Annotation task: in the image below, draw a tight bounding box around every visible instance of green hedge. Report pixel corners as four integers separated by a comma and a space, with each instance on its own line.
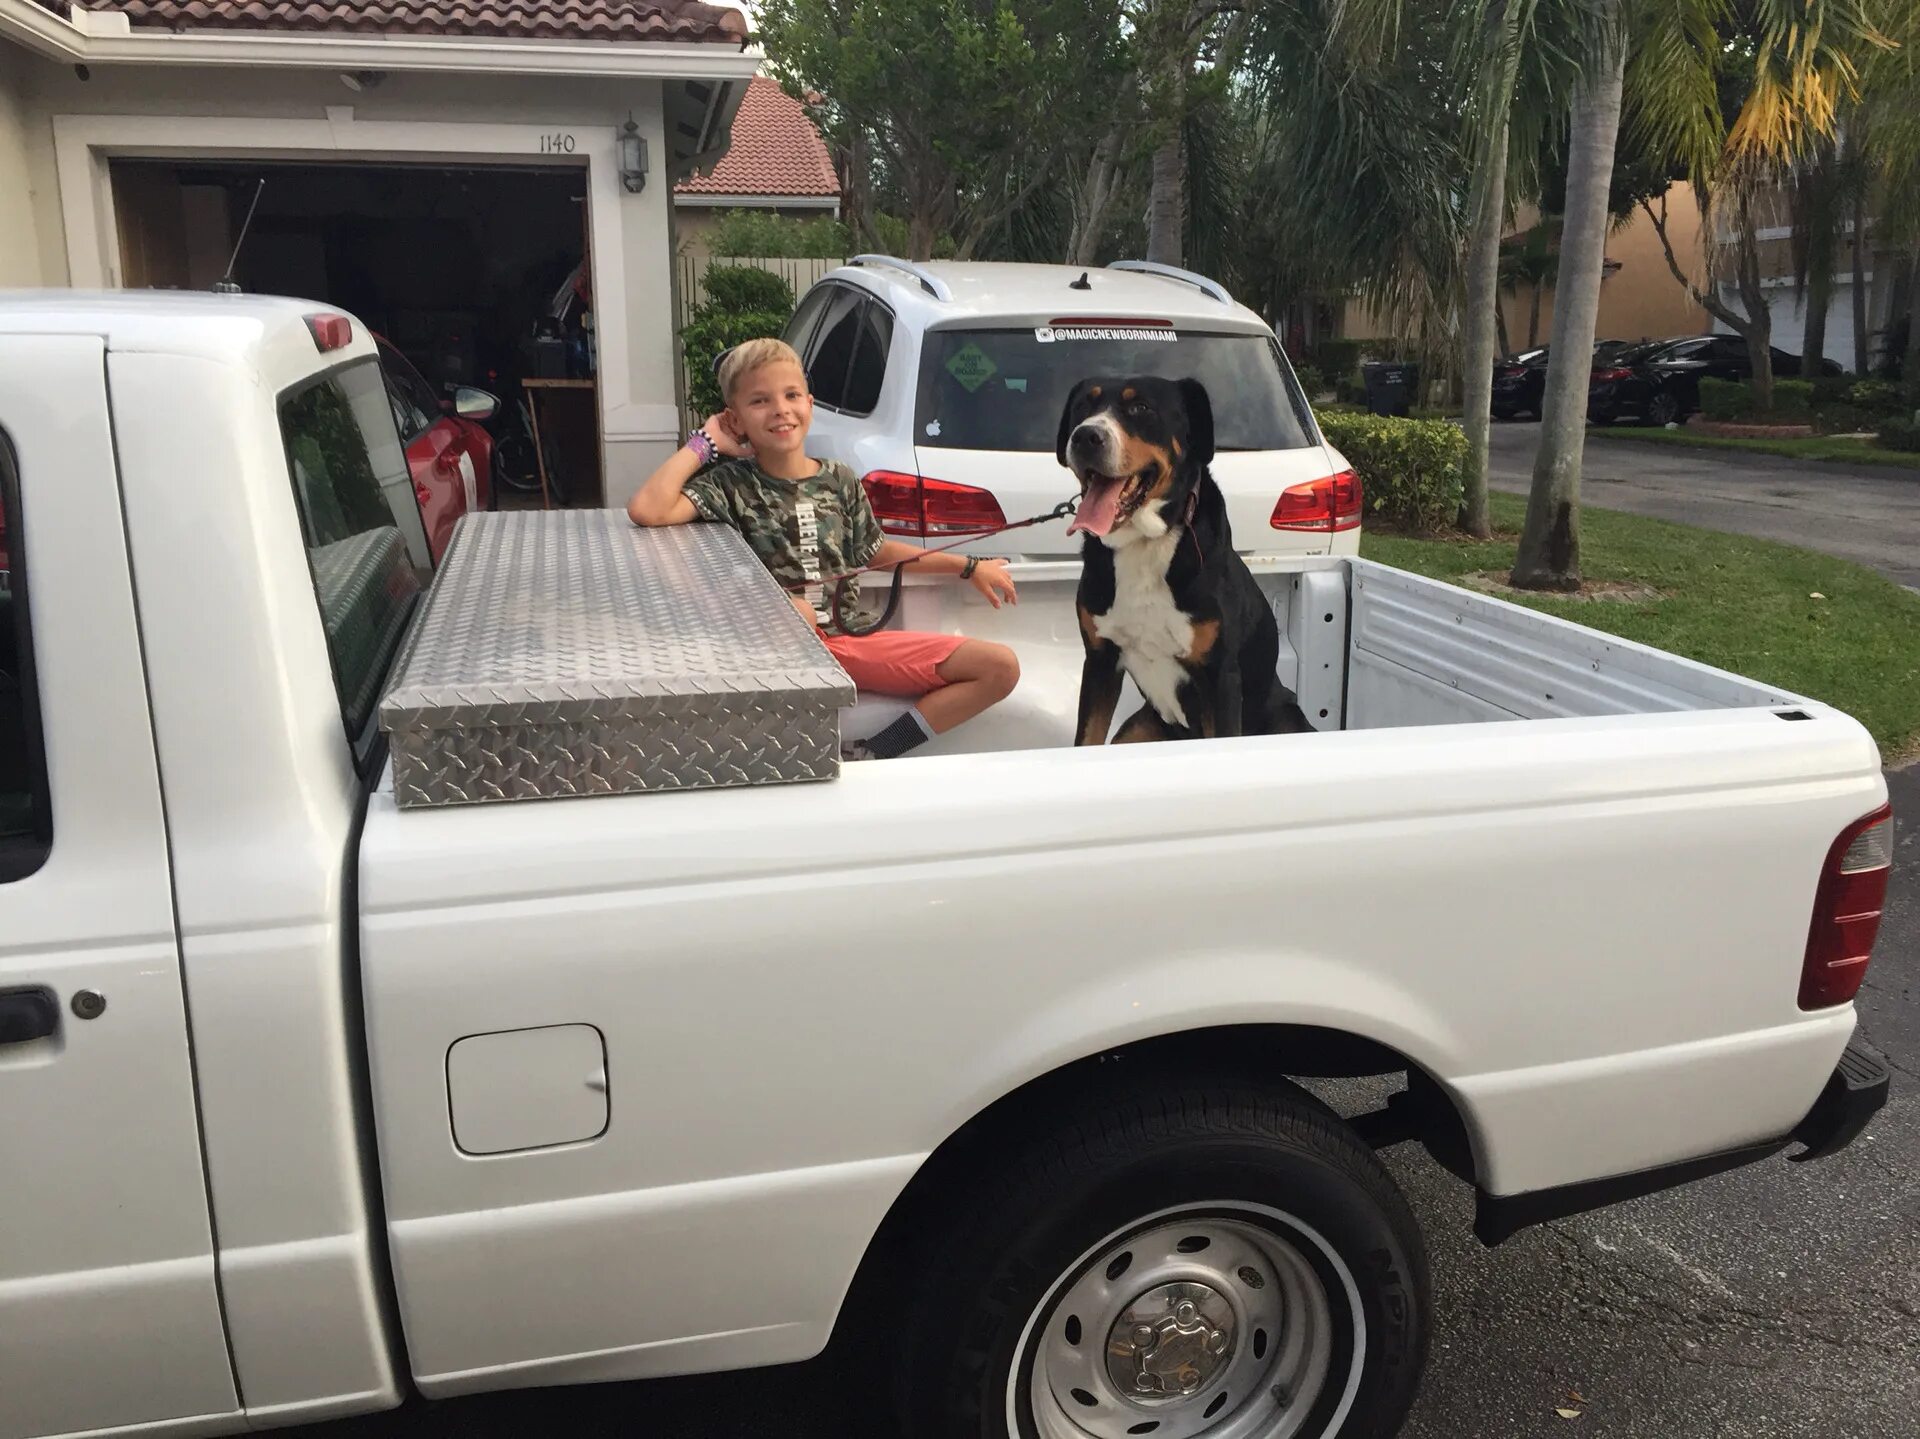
708, 209, 850, 259
1315, 410, 1465, 533
679, 266, 798, 419
1878, 415, 1920, 453
1699, 376, 1815, 423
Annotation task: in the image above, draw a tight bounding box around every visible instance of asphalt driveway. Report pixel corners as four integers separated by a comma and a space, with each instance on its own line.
1487, 421, 1920, 590
292, 771, 1920, 1439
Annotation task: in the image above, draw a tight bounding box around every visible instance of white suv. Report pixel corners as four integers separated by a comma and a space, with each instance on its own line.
783, 257, 1359, 558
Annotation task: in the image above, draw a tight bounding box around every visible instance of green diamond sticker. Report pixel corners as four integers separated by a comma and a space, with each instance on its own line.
945, 342, 997, 393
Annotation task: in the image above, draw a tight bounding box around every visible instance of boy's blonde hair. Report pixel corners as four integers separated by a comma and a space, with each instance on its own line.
719, 338, 806, 404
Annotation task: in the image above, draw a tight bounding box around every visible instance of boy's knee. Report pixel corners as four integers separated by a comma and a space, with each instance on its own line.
982, 644, 1020, 699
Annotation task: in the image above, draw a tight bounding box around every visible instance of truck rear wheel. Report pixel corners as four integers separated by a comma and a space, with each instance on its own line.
895, 1081, 1430, 1439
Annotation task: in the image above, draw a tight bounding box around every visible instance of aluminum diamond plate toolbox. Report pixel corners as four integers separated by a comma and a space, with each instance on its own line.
379, 510, 854, 807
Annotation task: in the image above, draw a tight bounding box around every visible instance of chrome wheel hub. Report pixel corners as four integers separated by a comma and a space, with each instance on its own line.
1018, 1206, 1354, 1439
1108, 1282, 1237, 1399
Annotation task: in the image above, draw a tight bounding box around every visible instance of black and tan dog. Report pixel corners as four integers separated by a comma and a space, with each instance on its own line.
1058, 375, 1308, 744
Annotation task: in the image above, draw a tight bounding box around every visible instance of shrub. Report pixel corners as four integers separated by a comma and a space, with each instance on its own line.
1698, 377, 1754, 421
1315, 410, 1465, 533
1809, 375, 1855, 407
1847, 377, 1904, 415
679, 265, 797, 418
1699, 376, 1813, 423
708, 208, 850, 260
1291, 363, 1327, 400
701, 264, 795, 314
1767, 379, 1815, 419
1813, 403, 1874, 435
1877, 414, 1920, 453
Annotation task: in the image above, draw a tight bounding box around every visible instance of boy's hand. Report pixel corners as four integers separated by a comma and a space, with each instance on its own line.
969, 558, 1017, 608
702, 412, 753, 459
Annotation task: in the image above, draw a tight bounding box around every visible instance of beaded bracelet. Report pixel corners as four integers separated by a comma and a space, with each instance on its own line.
686, 430, 718, 465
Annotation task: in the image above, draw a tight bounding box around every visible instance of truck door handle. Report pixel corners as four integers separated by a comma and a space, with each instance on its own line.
0, 987, 58, 1045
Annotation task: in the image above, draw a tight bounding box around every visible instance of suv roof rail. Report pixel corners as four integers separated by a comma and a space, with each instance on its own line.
847, 254, 953, 302
1107, 260, 1233, 306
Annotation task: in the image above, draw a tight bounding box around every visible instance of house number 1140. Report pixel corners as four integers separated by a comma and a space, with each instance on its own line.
540, 133, 577, 154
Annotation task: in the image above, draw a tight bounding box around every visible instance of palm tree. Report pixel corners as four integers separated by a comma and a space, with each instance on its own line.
1512, 0, 1891, 590
1511, 6, 1626, 591
1502, 223, 1562, 348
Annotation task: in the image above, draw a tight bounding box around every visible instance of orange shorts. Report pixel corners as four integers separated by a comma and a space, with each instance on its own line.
821, 629, 964, 697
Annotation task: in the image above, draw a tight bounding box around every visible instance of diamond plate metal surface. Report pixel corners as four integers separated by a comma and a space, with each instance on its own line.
380, 511, 854, 807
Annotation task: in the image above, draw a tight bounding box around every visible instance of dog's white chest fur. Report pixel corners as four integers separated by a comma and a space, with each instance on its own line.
1093, 527, 1192, 727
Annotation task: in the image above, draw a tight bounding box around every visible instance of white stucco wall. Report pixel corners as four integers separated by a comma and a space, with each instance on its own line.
0, 41, 52, 287
12, 55, 698, 504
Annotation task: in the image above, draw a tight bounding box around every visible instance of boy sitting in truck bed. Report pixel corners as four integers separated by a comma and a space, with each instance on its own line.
629, 338, 1020, 760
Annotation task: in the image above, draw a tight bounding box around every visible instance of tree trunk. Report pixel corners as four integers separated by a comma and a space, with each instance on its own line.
1803, 263, 1830, 376
1851, 192, 1869, 375
1147, 129, 1185, 265
1906, 251, 1920, 397
1070, 123, 1126, 266
1460, 108, 1511, 539
1733, 193, 1775, 410
1496, 298, 1512, 359
1511, 26, 1625, 592
1527, 285, 1542, 348
907, 209, 937, 263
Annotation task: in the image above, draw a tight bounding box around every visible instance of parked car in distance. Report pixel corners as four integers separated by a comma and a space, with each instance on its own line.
785, 257, 1359, 558
1491, 339, 1634, 420
1588, 334, 1846, 426
374, 335, 497, 564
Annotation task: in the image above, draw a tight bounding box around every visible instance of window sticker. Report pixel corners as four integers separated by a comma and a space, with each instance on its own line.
1035, 326, 1178, 343
1004, 378, 1028, 393
945, 342, 998, 392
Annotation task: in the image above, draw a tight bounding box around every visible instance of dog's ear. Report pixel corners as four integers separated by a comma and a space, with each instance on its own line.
1177, 378, 1215, 468
1056, 380, 1091, 468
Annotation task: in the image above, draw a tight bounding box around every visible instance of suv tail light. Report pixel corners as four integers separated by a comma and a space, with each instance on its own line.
305, 313, 353, 352
1592, 367, 1634, 383
1272, 469, 1363, 532
862, 470, 1008, 537
1800, 804, 1894, 1010
1497, 365, 1528, 378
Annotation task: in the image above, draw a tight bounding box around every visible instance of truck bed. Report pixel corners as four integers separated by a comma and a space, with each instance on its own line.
839, 555, 1805, 754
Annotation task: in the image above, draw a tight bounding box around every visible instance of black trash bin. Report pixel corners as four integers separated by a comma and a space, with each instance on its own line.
1362, 360, 1418, 417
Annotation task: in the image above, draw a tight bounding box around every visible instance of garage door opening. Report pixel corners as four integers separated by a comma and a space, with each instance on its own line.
110, 158, 604, 509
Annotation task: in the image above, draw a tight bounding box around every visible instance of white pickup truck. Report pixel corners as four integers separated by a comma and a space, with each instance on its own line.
0, 294, 1894, 1439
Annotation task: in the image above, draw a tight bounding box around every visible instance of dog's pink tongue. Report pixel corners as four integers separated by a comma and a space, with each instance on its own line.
1068, 476, 1123, 537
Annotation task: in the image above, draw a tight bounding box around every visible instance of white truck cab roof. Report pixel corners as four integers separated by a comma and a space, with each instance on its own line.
0, 290, 377, 376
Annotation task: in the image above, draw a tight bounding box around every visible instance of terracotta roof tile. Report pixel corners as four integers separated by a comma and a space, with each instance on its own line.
106, 0, 748, 44
676, 75, 839, 198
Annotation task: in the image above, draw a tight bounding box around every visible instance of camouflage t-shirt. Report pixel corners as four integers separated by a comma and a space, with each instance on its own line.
682, 457, 885, 633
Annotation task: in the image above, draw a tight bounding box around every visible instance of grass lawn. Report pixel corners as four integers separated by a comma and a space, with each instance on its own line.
1359, 492, 1920, 763
1594, 425, 1920, 472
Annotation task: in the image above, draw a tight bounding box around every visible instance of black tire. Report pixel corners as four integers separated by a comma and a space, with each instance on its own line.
1491, 406, 1518, 422
896, 1081, 1430, 1439
1648, 392, 1682, 427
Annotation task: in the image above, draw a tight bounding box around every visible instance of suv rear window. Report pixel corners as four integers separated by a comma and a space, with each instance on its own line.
1, 428, 51, 880
278, 360, 428, 752
916, 329, 1314, 452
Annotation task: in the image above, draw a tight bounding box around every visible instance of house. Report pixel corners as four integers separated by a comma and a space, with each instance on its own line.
673, 75, 840, 259
1703, 183, 1908, 374
1339, 182, 1716, 358
1496, 187, 1715, 354
0, 0, 760, 509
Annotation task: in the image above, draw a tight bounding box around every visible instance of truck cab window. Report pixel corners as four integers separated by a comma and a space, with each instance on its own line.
278, 361, 428, 756
0, 430, 52, 880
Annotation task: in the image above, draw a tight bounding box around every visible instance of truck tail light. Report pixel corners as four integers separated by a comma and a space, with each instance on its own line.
1272, 469, 1363, 532
306, 313, 353, 352
415, 481, 433, 509
862, 470, 1008, 537
1799, 803, 1894, 1010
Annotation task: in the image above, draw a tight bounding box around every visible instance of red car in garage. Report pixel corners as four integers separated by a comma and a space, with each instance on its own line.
374, 335, 498, 564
